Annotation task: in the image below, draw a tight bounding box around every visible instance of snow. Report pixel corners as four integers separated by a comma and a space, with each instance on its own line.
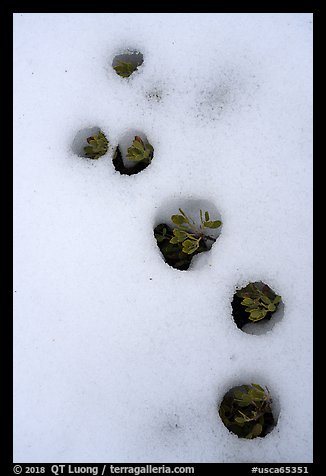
13, 13, 313, 463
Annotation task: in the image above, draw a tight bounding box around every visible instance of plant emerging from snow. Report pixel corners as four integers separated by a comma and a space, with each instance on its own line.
166, 208, 221, 255
154, 209, 221, 270
83, 131, 109, 160
112, 135, 154, 176
219, 384, 274, 439
236, 283, 281, 323
113, 60, 139, 78
126, 136, 154, 165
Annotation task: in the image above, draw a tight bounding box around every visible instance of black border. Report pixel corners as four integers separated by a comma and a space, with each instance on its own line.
9, 6, 317, 471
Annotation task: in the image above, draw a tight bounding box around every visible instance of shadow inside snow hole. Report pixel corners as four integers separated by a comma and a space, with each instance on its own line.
231, 281, 284, 335
112, 130, 154, 176
153, 199, 222, 271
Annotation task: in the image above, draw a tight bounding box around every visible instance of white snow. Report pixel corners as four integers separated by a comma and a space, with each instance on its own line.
13, 13, 313, 463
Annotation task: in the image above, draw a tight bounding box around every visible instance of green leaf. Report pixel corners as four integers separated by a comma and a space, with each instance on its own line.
234, 390, 245, 399
132, 140, 144, 151
170, 237, 179, 244
113, 61, 137, 78
273, 295, 282, 304
171, 214, 187, 225
234, 417, 245, 424
268, 303, 276, 312
182, 239, 200, 254
235, 397, 252, 406
205, 211, 210, 221
242, 297, 254, 306
173, 229, 188, 242
250, 388, 265, 399
178, 208, 187, 218
245, 307, 259, 313
261, 294, 271, 305
126, 137, 154, 164
128, 149, 142, 157
155, 235, 165, 243
251, 384, 265, 392
249, 309, 264, 320
204, 220, 222, 229
186, 233, 199, 241
252, 423, 263, 437
83, 131, 109, 159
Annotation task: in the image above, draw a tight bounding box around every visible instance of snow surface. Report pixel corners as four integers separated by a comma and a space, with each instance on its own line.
13, 13, 313, 463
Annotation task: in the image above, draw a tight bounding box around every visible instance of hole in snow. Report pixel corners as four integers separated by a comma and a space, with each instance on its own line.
112, 50, 144, 78
231, 282, 284, 335
153, 198, 222, 271
218, 383, 277, 439
112, 129, 154, 176
72, 127, 109, 159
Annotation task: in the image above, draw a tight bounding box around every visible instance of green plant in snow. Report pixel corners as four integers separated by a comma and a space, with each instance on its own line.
113, 60, 138, 78
126, 136, 154, 164
83, 131, 109, 160
154, 209, 221, 270
219, 384, 274, 439
154, 223, 205, 270
236, 283, 281, 323
112, 135, 154, 176
168, 208, 221, 255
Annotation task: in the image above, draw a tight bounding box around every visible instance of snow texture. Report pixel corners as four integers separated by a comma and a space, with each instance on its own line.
13, 13, 313, 463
